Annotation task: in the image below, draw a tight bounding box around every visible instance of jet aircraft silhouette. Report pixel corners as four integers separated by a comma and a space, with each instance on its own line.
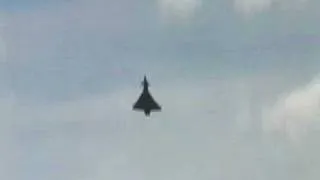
133, 75, 161, 116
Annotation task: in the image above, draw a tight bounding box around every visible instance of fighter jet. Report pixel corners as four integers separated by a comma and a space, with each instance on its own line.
133, 75, 161, 116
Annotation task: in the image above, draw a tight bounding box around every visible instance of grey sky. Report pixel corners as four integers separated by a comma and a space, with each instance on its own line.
1, 0, 320, 179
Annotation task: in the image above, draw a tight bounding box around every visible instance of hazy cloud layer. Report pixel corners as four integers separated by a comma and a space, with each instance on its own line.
4, 74, 320, 180
1, 0, 320, 180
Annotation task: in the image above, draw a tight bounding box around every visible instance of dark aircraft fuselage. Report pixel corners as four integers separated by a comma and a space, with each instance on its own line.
133, 76, 161, 116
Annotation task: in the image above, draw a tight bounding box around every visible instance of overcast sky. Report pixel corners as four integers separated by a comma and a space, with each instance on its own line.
1, 0, 320, 179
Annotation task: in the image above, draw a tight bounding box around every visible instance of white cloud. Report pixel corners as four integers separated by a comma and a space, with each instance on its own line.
157, 0, 202, 24
233, 0, 310, 16
264, 74, 320, 143
234, 0, 273, 16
